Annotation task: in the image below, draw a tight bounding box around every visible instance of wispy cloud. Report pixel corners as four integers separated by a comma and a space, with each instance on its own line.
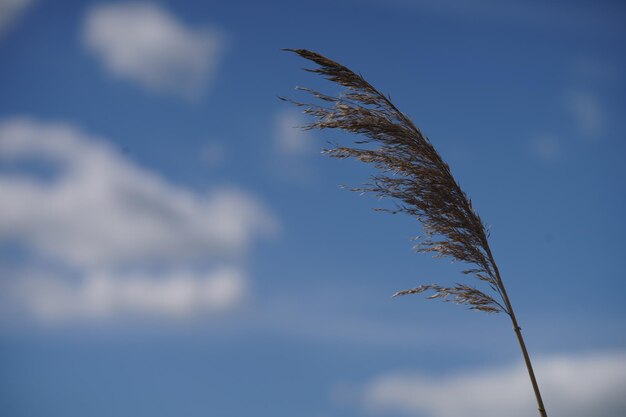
271, 108, 316, 183
566, 90, 605, 137
0, 117, 277, 320
0, 0, 34, 38
82, 2, 223, 99
274, 108, 312, 157
530, 133, 560, 161
16, 267, 247, 321
360, 351, 626, 417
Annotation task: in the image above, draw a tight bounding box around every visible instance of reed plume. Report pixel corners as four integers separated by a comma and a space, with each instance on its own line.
282, 48, 548, 417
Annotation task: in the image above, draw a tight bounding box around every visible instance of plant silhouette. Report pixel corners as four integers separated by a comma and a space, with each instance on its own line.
282, 48, 548, 417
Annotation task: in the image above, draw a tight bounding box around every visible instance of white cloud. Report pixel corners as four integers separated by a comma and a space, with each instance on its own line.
567, 90, 605, 137
0, 117, 277, 320
0, 0, 33, 37
0, 118, 276, 268
361, 351, 626, 417
82, 2, 222, 98
17, 267, 247, 320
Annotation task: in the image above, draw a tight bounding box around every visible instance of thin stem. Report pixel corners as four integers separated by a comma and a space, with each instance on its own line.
510, 316, 548, 417
486, 248, 548, 417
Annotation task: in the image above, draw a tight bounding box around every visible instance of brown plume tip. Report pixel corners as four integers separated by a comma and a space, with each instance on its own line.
283, 49, 510, 316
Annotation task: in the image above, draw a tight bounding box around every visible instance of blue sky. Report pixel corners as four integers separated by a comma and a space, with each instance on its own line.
0, 1, 625, 416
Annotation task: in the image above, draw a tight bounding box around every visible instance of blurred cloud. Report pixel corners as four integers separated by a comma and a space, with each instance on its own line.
274, 108, 312, 157
360, 351, 626, 417
82, 2, 223, 99
0, 117, 276, 320
17, 267, 246, 321
566, 90, 605, 137
530, 133, 560, 161
0, 0, 33, 38
271, 108, 316, 183
0, 118, 277, 267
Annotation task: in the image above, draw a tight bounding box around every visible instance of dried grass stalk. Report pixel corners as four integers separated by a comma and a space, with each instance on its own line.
282, 48, 548, 417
